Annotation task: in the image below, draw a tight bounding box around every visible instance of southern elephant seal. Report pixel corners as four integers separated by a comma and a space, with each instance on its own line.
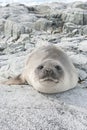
1, 45, 78, 93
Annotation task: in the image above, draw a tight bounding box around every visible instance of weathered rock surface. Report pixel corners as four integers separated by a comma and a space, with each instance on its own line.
0, 2, 87, 130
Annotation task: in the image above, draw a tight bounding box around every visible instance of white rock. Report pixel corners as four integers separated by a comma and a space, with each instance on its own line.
79, 40, 87, 52
70, 54, 87, 65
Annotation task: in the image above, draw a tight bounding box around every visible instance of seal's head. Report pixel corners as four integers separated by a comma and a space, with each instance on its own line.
35, 60, 63, 83
32, 59, 64, 93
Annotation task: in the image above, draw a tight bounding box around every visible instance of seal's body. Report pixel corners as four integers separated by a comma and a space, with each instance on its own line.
1, 45, 78, 93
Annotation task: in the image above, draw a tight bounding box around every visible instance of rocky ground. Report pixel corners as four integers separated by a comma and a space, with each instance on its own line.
0, 1, 87, 130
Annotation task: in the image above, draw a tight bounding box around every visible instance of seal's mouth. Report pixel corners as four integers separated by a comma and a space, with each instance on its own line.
40, 77, 58, 83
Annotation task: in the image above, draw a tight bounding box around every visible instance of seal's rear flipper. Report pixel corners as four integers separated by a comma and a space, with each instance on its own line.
0, 74, 27, 85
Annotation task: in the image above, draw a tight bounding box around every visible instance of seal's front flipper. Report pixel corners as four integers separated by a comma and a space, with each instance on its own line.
0, 74, 27, 85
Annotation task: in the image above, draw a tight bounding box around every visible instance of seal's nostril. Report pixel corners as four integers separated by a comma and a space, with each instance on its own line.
55, 65, 61, 71
45, 69, 53, 75
50, 70, 53, 74
45, 69, 49, 73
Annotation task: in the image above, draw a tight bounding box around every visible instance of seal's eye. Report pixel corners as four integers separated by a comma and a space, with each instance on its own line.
55, 65, 61, 71
38, 65, 44, 70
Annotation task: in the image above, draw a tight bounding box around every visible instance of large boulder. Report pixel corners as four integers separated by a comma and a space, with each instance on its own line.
34, 18, 52, 31
0, 3, 29, 19
70, 1, 87, 10
64, 8, 84, 25
35, 5, 51, 14
64, 2, 87, 25
4, 20, 33, 38
8, 13, 37, 23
